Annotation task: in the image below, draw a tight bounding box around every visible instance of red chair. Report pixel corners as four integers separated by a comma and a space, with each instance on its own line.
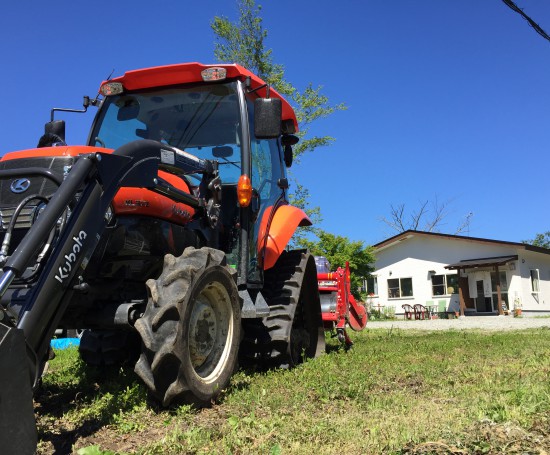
413, 304, 428, 320
402, 304, 414, 320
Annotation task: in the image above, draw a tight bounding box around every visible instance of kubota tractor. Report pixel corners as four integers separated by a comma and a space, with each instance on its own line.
315, 256, 367, 348
0, 62, 325, 454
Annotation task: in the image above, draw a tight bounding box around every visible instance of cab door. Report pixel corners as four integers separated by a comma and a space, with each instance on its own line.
245, 97, 287, 284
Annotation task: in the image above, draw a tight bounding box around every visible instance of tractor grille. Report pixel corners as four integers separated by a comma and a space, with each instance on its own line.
0, 156, 73, 230
0, 206, 35, 230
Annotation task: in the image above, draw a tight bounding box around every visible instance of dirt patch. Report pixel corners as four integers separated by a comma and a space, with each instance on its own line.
36, 399, 231, 454
38, 408, 178, 454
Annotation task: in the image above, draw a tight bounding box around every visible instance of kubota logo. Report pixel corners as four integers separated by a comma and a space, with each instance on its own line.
54, 231, 87, 283
10, 178, 31, 194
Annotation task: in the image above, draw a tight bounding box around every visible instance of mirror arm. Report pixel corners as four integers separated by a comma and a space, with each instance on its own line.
50, 95, 100, 122
247, 81, 268, 96
50, 106, 87, 122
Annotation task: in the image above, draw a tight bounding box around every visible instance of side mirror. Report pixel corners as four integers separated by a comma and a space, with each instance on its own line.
44, 120, 66, 142
254, 98, 281, 138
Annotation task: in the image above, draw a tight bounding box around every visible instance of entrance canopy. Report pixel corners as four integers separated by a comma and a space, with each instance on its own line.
445, 255, 518, 316
445, 255, 518, 270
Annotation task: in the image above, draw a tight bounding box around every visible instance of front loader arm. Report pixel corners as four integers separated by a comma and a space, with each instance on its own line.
3, 148, 158, 370
0, 140, 217, 455
0, 150, 148, 455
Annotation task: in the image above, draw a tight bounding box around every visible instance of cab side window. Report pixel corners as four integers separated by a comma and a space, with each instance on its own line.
247, 99, 284, 202
250, 138, 281, 201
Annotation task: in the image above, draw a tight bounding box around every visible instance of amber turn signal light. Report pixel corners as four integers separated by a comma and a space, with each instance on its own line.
237, 174, 252, 207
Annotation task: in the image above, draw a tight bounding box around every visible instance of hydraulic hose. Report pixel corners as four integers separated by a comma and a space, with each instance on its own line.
0, 194, 49, 265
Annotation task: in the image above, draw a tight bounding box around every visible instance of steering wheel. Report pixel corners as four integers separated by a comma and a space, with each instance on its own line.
37, 133, 67, 148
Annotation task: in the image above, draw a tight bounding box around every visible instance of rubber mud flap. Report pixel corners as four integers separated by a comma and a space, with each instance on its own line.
0, 324, 37, 455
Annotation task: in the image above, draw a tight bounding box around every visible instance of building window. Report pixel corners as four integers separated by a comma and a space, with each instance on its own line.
366, 276, 378, 296
431, 274, 458, 296
530, 269, 540, 293
388, 277, 413, 298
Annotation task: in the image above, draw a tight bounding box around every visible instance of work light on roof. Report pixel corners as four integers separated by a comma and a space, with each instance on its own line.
201, 67, 227, 82
100, 82, 124, 96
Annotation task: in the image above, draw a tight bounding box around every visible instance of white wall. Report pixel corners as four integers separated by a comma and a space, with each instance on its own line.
517, 250, 550, 313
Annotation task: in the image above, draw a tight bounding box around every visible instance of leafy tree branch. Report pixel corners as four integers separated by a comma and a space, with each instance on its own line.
298, 229, 375, 300
523, 231, 550, 249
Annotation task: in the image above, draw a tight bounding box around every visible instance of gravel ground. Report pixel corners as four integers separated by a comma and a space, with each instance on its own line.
365, 315, 550, 331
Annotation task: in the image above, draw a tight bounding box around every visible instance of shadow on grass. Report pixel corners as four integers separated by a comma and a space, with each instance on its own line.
38, 418, 105, 455
36, 359, 145, 454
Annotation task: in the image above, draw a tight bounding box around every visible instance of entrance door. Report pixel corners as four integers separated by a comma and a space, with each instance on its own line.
490, 271, 509, 313
475, 280, 492, 312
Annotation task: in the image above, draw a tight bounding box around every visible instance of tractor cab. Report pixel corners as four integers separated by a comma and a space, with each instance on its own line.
86, 63, 301, 284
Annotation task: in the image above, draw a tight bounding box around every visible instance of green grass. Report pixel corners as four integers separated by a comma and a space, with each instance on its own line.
37, 328, 550, 454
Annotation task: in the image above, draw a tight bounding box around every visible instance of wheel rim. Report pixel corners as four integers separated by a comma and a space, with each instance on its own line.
188, 281, 234, 383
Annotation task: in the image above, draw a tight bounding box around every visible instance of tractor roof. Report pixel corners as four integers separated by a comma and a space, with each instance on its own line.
101, 62, 298, 132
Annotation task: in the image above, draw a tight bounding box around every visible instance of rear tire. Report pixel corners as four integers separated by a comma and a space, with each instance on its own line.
134, 247, 240, 407
241, 250, 325, 368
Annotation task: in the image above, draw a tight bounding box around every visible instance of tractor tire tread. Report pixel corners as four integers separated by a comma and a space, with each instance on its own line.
134, 247, 240, 408
240, 249, 325, 369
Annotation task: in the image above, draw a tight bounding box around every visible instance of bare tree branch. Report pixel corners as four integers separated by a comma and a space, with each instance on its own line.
392, 204, 406, 232
380, 197, 474, 235
411, 200, 429, 230
379, 204, 407, 233
455, 212, 474, 235
424, 197, 449, 232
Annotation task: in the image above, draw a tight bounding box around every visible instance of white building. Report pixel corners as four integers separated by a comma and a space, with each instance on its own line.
368, 230, 550, 317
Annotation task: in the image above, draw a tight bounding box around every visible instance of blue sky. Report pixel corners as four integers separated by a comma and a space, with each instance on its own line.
1, 1, 549, 245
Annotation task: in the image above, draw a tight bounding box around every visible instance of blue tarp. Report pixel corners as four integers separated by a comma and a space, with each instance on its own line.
50, 338, 80, 349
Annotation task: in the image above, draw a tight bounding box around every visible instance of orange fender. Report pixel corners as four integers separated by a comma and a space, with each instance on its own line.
260, 205, 311, 270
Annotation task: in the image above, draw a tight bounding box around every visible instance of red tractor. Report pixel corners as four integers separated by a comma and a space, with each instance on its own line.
0, 63, 325, 453
315, 256, 368, 348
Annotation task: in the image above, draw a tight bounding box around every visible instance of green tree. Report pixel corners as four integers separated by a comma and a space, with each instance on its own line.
299, 230, 376, 300
211, 0, 346, 165
288, 181, 321, 246
523, 231, 550, 249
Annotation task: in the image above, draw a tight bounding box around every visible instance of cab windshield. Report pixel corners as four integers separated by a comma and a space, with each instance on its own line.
89, 82, 243, 183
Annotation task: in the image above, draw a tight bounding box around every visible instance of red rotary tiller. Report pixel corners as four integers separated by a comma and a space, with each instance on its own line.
315, 257, 368, 348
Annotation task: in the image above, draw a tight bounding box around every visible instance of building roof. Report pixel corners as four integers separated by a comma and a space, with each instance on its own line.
373, 230, 550, 256
445, 255, 518, 270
